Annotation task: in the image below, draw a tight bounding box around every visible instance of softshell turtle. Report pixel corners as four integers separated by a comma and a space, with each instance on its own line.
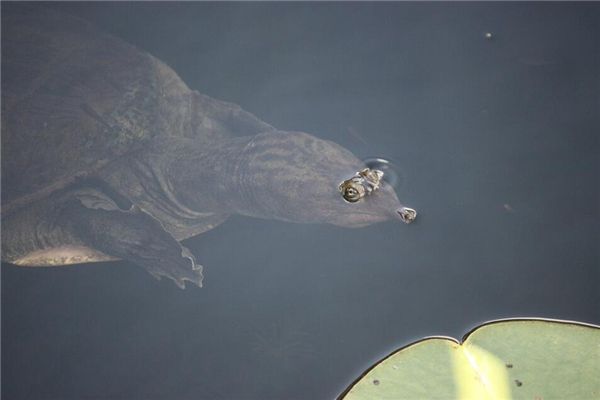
1, 6, 416, 288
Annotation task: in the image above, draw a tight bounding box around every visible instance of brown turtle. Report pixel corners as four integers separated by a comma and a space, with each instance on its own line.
1, 6, 416, 288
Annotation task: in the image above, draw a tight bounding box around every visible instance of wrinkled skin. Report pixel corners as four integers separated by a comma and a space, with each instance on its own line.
169, 130, 411, 228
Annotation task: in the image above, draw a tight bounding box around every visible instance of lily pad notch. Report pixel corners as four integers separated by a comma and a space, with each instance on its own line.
338, 318, 600, 400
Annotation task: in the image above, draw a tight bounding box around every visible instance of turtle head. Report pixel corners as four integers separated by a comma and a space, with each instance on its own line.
234, 131, 416, 228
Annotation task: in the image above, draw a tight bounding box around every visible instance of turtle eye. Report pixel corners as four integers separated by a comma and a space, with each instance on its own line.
344, 187, 360, 202
339, 168, 383, 203
339, 181, 365, 203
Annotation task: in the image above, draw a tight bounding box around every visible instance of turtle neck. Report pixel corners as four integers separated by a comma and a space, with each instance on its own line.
164, 135, 258, 217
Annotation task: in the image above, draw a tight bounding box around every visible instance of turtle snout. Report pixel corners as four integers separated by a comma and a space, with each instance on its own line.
397, 207, 417, 224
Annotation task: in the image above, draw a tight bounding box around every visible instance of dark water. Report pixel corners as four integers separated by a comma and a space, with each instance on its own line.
2, 2, 598, 399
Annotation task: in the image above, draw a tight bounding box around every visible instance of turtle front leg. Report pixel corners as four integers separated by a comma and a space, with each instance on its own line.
61, 191, 203, 289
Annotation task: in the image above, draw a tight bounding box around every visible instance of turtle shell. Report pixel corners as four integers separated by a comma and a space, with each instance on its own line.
1, 5, 272, 216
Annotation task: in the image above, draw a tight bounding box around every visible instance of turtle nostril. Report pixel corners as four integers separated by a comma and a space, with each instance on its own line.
397, 207, 417, 224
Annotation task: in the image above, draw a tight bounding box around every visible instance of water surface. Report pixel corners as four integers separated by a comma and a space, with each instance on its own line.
2, 2, 598, 399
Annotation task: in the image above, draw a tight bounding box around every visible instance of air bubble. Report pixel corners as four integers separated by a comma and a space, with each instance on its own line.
363, 158, 405, 190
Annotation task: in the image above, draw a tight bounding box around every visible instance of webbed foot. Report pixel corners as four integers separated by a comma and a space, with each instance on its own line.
63, 189, 204, 288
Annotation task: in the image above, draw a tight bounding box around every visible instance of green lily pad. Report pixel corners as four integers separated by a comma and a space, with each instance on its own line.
339, 318, 600, 400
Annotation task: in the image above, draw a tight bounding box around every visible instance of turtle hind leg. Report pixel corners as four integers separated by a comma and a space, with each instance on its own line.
61, 192, 203, 289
